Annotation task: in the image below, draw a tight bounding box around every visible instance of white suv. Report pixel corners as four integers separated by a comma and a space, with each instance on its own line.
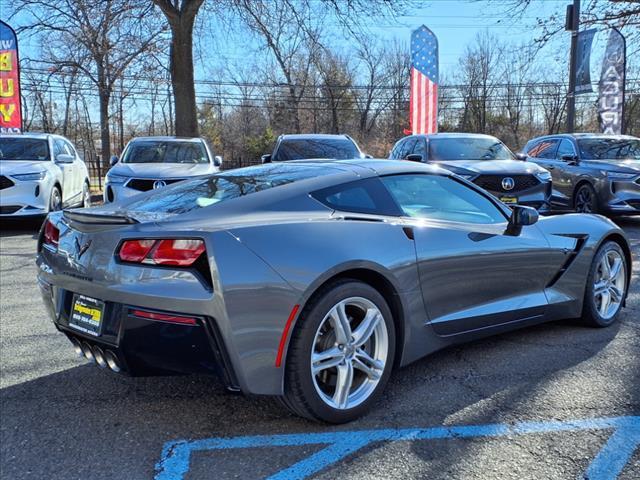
0, 133, 91, 217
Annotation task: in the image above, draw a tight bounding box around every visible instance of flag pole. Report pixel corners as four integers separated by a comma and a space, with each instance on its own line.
566, 0, 581, 133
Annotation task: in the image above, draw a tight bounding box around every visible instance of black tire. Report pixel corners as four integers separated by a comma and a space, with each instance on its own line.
49, 186, 62, 212
581, 241, 628, 327
574, 183, 598, 214
282, 280, 396, 423
82, 182, 91, 208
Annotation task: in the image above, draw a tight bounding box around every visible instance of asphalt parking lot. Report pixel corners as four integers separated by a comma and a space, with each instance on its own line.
1, 216, 639, 480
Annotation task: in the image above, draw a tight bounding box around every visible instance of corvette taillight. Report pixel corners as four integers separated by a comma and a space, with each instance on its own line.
43, 220, 59, 248
118, 238, 205, 267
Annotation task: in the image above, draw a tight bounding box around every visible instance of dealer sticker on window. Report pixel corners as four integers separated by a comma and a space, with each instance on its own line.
69, 294, 105, 336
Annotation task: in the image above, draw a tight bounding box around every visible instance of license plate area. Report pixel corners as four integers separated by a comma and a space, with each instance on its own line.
69, 294, 105, 337
500, 196, 518, 205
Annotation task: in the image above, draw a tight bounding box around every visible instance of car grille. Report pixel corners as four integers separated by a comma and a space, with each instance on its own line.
0, 175, 15, 190
126, 178, 185, 191
473, 174, 540, 193
0, 205, 22, 214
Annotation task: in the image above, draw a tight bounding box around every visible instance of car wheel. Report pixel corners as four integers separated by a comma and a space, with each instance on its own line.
49, 186, 62, 212
581, 241, 627, 327
82, 183, 91, 208
574, 183, 598, 213
282, 280, 395, 423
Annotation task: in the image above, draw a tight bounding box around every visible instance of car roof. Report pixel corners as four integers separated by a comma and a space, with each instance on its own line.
529, 133, 638, 141
405, 132, 500, 141
279, 134, 352, 141
128, 136, 205, 143
278, 158, 448, 176
1, 132, 53, 140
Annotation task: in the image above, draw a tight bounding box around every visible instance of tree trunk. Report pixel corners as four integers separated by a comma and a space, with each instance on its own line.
169, 15, 198, 137
99, 87, 111, 170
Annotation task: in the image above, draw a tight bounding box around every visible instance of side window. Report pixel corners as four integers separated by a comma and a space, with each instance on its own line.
380, 174, 507, 224
556, 139, 577, 160
527, 139, 559, 159
63, 140, 77, 158
399, 138, 417, 159
412, 138, 427, 159
311, 178, 400, 216
53, 139, 66, 157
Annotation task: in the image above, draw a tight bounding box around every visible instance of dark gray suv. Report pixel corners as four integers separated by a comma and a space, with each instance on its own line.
262, 134, 366, 163
522, 134, 640, 215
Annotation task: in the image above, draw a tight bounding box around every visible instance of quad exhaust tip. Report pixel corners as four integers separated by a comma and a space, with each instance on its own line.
81, 341, 95, 362
92, 345, 107, 369
104, 350, 121, 373
70, 338, 83, 357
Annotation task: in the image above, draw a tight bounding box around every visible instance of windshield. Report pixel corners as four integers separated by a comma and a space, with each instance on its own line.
124, 163, 336, 215
428, 137, 514, 161
0, 138, 50, 161
273, 138, 360, 161
121, 140, 209, 164
577, 138, 640, 161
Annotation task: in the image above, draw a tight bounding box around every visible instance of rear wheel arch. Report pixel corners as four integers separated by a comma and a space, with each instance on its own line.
287, 267, 405, 371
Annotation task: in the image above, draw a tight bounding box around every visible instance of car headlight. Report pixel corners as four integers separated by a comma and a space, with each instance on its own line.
106, 173, 128, 184
11, 171, 47, 181
604, 171, 638, 180
535, 170, 552, 182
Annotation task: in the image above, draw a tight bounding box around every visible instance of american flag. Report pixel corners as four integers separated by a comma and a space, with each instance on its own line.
410, 26, 439, 134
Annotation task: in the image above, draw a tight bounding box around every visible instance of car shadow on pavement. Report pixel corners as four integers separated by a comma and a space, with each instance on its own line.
0, 316, 628, 480
0, 217, 43, 239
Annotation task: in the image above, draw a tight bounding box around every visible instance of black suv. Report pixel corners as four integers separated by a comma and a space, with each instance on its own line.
522, 134, 640, 215
262, 134, 366, 163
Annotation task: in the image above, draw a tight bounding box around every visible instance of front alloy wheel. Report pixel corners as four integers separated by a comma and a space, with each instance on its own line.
582, 241, 627, 327
575, 184, 597, 213
282, 280, 395, 423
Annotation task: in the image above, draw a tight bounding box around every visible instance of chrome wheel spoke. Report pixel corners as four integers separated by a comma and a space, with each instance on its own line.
598, 290, 611, 317
329, 302, 352, 345
609, 286, 623, 303
312, 347, 344, 375
609, 257, 623, 281
352, 308, 381, 347
333, 361, 354, 409
353, 349, 383, 380
600, 256, 612, 279
593, 280, 608, 296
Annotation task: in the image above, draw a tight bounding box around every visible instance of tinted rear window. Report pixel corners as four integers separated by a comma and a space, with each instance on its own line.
122, 140, 209, 164
274, 138, 360, 161
0, 138, 50, 161
124, 164, 335, 215
577, 138, 640, 160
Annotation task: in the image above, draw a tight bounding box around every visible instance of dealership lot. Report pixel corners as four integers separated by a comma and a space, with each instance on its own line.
1, 216, 639, 480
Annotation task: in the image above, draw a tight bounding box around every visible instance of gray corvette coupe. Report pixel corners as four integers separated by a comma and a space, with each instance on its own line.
36, 159, 632, 423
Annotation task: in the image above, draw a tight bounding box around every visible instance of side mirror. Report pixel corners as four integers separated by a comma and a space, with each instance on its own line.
109, 155, 119, 166
515, 152, 527, 161
505, 205, 539, 236
261, 154, 272, 164
214, 155, 223, 167
56, 153, 74, 164
406, 154, 423, 162
561, 154, 579, 164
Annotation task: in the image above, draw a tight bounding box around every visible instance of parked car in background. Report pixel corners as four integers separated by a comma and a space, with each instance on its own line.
522, 133, 640, 215
0, 133, 91, 217
389, 133, 552, 212
261, 134, 367, 163
104, 136, 221, 203
38, 159, 631, 423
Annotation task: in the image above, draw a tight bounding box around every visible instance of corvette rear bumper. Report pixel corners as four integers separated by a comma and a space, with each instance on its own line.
38, 278, 239, 388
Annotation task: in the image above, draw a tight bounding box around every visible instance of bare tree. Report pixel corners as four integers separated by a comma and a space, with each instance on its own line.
13, 0, 166, 165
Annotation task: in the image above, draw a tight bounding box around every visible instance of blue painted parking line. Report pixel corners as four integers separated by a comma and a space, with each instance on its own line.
155, 416, 640, 480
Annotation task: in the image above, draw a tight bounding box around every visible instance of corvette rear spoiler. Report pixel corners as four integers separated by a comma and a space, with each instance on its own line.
63, 210, 139, 225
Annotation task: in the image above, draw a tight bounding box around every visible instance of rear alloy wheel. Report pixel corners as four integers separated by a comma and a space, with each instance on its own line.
49, 186, 62, 212
82, 183, 91, 208
282, 280, 395, 423
581, 241, 627, 327
574, 184, 598, 214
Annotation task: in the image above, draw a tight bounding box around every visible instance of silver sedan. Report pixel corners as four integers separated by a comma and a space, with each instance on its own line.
37, 159, 632, 423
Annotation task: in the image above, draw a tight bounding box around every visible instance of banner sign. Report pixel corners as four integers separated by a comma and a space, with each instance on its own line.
598, 28, 626, 135
575, 28, 596, 94
0, 21, 22, 133
409, 25, 439, 134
